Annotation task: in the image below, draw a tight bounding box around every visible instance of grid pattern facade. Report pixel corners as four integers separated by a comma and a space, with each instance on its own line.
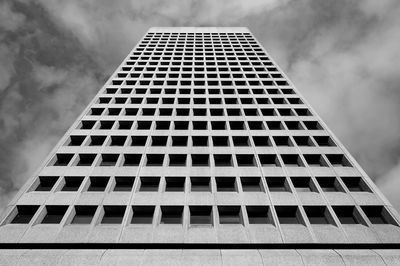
1, 27, 400, 244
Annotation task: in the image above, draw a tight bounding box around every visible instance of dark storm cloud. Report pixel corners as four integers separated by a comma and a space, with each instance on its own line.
1, 0, 400, 212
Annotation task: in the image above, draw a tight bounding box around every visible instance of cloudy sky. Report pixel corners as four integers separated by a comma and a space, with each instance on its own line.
1, 0, 400, 213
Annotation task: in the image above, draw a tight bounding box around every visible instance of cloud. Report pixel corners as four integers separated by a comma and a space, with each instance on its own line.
1, 0, 400, 215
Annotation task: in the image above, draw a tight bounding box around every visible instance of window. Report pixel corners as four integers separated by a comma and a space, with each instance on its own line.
52, 154, 74, 166
101, 206, 126, 224
193, 121, 208, 130
266, 121, 284, 130
232, 136, 250, 146
131, 136, 147, 146
259, 154, 280, 166
275, 206, 301, 224
191, 154, 209, 166
100, 154, 119, 166
87, 176, 110, 192
229, 121, 245, 130
192, 136, 208, 146
77, 154, 97, 166
246, 206, 271, 224
151, 136, 168, 146
316, 177, 340, 192
236, 154, 256, 166
160, 206, 183, 224
361, 206, 395, 225
190, 177, 211, 192
137, 121, 152, 130
304, 206, 330, 224
240, 177, 262, 192
341, 176, 370, 192
313, 136, 336, 146
218, 206, 242, 224
80, 120, 96, 130
89, 136, 106, 146
165, 177, 185, 191
266, 176, 288, 192
326, 154, 352, 167
110, 136, 126, 146
281, 154, 304, 167
146, 154, 164, 166
214, 154, 233, 166
172, 136, 188, 146
34, 176, 58, 191
71, 206, 97, 224
169, 154, 187, 166
293, 136, 314, 146
67, 136, 85, 146
123, 154, 142, 166
248, 121, 264, 130
190, 206, 212, 225
291, 177, 314, 192
139, 177, 160, 192
10, 205, 39, 224
333, 206, 361, 224
273, 136, 293, 146
99, 121, 114, 130
211, 121, 226, 130
41, 205, 68, 224
216, 177, 236, 192
62, 176, 84, 191
252, 136, 272, 146
114, 177, 135, 191
174, 121, 189, 130
131, 206, 155, 224
212, 136, 229, 146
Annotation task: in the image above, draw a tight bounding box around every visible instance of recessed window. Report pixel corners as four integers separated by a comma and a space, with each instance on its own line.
216, 177, 236, 192
252, 136, 272, 146
313, 136, 336, 146
123, 154, 142, 166
192, 136, 208, 146
62, 176, 84, 191
248, 121, 264, 130
165, 177, 185, 191
169, 154, 187, 166
151, 136, 168, 146
293, 136, 314, 146
99, 121, 114, 130
259, 154, 281, 166
211, 121, 226, 130
191, 154, 209, 166
100, 154, 119, 166
361, 206, 394, 225
137, 121, 152, 130
304, 206, 330, 224
333, 206, 361, 224
131, 206, 155, 224
281, 154, 304, 167
162, 98, 174, 104
114, 177, 135, 191
341, 176, 370, 192
10, 205, 39, 224
172, 136, 188, 146
193, 121, 208, 130
214, 154, 233, 166
156, 121, 170, 130
190, 206, 212, 225
246, 206, 271, 224
236, 154, 256, 166
240, 177, 262, 192
89, 136, 106, 146
212, 136, 229, 147
190, 177, 211, 192
52, 153, 74, 166
101, 206, 126, 224
316, 177, 340, 192
139, 177, 160, 192
67, 136, 86, 146
275, 206, 301, 224
266, 121, 284, 130
174, 121, 189, 130
273, 136, 293, 146
77, 154, 97, 166
160, 206, 183, 224
71, 206, 97, 224
304, 154, 328, 167
80, 120, 96, 130
34, 176, 58, 191
146, 154, 164, 166
291, 177, 314, 192
88, 176, 110, 192
41, 205, 68, 224
131, 136, 147, 146
142, 108, 156, 116
110, 136, 127, 146
232, 136, 250, 146
303, 121, 323, 130
229, 121, 246, 130
218, 206, 242, 224
326, 154, 352, 167
285, 121, 304, 130
266, 177, 288, 192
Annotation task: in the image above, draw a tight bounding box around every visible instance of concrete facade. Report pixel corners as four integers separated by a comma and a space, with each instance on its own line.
0, 27, 399, 263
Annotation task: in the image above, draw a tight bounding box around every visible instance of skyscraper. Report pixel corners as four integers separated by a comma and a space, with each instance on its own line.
0, 27, 399, 264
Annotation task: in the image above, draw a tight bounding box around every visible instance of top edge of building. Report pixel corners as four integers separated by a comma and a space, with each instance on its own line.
148, 27, 251, 33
